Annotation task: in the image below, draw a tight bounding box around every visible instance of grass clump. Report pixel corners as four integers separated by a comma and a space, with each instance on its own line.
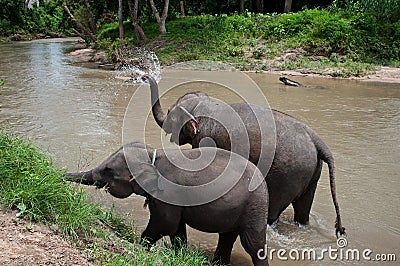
105, 243, 210, 266
0, 131, 100, 236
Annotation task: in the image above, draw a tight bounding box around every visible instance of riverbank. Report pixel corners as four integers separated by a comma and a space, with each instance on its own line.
68, 46, 400, 84
0, 210, 93, 266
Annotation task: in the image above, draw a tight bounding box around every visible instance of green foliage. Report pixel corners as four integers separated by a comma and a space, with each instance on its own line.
153, 9, 398, 66
0, 0, 70, 36
333, 0, 400, 22
0, 0, 25, 35
104, 243, 210, 266
95, 5, 399, 74
0, 132, 100, 236
97, 20, 134, 41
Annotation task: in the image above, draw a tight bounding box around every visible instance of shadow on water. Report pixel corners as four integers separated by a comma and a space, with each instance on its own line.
0, 39, 399, 265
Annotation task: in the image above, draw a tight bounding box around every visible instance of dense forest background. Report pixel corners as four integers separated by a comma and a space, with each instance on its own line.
1, 0, 399, 75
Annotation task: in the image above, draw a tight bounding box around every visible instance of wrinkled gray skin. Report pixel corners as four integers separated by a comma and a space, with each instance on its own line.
66, 142, 269, 266
143, 74, 345, 237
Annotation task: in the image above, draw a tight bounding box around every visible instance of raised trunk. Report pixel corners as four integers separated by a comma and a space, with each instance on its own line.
144, 75, 166, 128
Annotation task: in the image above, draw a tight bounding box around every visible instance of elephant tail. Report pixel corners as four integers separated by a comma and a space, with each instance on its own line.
310, 130, 346, 238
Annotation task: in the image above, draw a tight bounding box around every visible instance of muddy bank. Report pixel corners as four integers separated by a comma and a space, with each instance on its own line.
270, 66, 400, 83
0, 210, 94, 266
67, 47, 400, 84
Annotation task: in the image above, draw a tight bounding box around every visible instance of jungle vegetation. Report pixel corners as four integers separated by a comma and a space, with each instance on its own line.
1, 0, 399, 75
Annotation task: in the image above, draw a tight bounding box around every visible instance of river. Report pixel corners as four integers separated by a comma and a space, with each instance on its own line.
0, 39, 399, 265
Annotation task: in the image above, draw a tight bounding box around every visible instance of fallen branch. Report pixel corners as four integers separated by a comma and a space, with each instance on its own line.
279, 76, 304, 87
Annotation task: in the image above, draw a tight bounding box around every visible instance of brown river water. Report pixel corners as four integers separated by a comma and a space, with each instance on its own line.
0, 39, 399, 265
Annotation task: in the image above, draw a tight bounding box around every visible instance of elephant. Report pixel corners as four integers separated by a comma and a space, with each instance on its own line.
142, 74, 346, 237
66, 142, 269, 266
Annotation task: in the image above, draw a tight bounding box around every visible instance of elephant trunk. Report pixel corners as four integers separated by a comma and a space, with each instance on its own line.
64, 170, 97, 186
143, 74, 166, 128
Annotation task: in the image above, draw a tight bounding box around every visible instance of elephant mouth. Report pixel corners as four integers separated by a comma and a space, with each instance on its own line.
94, 180, 108, 189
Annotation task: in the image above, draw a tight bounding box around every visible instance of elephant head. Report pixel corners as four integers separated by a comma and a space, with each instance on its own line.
65, 142, 160, 198
143, 74, 208, 145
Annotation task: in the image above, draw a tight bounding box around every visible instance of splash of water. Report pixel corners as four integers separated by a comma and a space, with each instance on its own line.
115, 47, 161, 83
267, 211, 332, 250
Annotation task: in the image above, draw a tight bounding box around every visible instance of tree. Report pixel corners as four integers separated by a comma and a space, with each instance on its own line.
254, 0, 263, 13
118, 0, 124, 39
284, 0, 292, 13
63, 0, 97, 43
239, 0, 244, 14
127, 0, 147, 41
149, 0, 169, 35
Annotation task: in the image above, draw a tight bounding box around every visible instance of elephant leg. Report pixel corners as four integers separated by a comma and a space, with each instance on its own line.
239, 228, 268, 266
267, 203, 289, 225
169, 220, 187, 250
141, 204, 182, 249
140, 224, 164, 249
292, 161, 322, 225
212, 231, 239, 265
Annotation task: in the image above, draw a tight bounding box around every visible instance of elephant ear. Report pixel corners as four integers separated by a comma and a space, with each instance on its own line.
134, 165, 164, 196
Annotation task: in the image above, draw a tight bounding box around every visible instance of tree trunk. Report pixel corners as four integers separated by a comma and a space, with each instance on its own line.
180, 1, 185, 16
63, 0, 96, 43
118, 0, 124, 39
84, 0, 98, 35
254, 0, 263, 13
284, 0, 293, 13
149, 0, 170, 35
239, 0, 244, 14
128, 0, 147, 41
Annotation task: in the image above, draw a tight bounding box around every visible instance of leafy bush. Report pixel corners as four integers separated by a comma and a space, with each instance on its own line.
334, 0, 400, 22
92, 6, 400, 72
0, 0, 69, 36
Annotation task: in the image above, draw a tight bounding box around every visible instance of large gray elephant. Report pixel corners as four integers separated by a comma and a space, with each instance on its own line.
66, 142, 269, 266
143, 74, 346, 237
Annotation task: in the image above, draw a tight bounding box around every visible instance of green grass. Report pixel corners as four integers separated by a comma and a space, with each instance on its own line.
0, 131, 210, 265
105, 243, 210, 266
97, 9, 399, 77
0, 131, 100, 236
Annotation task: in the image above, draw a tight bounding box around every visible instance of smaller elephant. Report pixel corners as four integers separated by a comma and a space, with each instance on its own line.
66, 142, 269, 266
